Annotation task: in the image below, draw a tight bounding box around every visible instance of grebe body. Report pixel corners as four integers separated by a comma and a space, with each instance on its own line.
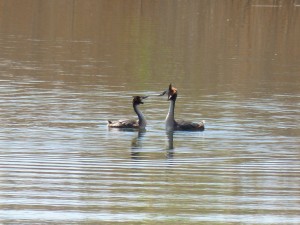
164, 84, 205, 131
108, 96, 147, 129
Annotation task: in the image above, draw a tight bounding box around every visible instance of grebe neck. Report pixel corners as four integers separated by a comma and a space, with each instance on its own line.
133, 103, 146, 129
165, 99, 176, 130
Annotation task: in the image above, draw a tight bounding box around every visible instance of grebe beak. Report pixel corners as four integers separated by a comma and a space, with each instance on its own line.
158, 90, 167, 96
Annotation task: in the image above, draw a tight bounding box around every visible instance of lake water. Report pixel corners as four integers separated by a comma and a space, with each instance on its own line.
0, 1, 300, 224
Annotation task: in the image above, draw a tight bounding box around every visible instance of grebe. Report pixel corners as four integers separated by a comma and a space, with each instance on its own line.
108, 96, 148, 129
163, 84, 205, 131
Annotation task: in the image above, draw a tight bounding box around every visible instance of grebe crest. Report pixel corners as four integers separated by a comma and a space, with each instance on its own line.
133, 96, 145, 105
168, 84, 177, 101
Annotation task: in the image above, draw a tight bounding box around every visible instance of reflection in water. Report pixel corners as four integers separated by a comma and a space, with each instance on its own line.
131, 130, 146, 160
130, 130, 175, 160
165, 131, 175, 159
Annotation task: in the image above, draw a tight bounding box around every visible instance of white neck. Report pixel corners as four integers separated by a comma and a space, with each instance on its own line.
133, 104, 147, 129
165, 100, 175, 130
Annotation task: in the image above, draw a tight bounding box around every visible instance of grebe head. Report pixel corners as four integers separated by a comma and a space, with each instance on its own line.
167, 84, 177, 101
158, 83, 177, 101
133, 96, 148, 105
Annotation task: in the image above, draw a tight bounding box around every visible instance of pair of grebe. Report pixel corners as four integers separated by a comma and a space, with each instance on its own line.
107, 84, 205, 131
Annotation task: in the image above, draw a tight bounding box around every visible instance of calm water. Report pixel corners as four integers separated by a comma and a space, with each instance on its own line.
1, 1, 300, 224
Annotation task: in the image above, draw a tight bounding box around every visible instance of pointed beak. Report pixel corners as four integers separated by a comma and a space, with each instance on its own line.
158, 90, 167, 96
140, 95, 148, 104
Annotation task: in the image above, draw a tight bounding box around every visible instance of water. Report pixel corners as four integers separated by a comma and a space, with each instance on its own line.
1, 1, 300, 224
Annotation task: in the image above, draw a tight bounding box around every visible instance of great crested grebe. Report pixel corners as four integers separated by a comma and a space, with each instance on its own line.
108, 96, 148, 129
163, 84, 205, 131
